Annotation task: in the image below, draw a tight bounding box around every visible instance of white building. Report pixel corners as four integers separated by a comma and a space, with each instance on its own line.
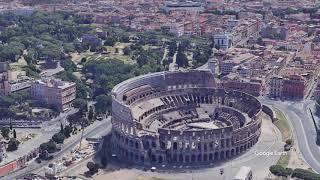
31, 78, 76, 111
213, 33, 233, 49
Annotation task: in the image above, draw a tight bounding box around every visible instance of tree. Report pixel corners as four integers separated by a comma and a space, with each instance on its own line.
95, 95, 111, 114
9, 119, 12, 130
63, 43, 75, 54
137, 53, 148, 67
73, 98, 88, 112
7, 138, 19, 151
60, 122, 64, 132
67, 113, 80, 125
61, 59, 77, 72
63, 125, 72, 138
76, 83, 92, 99
1, 127, 10, 139
52, 132, 65, 144
13, 129, 16, 139
104, 37, 117, 46
285, 139, 293, 145
176, 50, 188, 68
88, 107, 94, 121
168, 40, 177, 57
123, 46, 131, 55
87, 161, 99, 174
40, 140, 57, 153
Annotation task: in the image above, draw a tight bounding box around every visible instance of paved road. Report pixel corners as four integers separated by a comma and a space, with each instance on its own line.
5, 116, 112, 180
40, 61, 64, 77
261, 98, 320, 173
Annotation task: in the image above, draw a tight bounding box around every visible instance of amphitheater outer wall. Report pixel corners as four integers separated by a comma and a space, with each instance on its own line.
110, 70, 262, 166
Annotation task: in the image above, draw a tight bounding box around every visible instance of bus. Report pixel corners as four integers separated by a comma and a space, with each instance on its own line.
233, 166, 253, 180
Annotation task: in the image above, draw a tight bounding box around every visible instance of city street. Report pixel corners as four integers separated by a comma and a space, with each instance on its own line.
261, 98, 320, 173
5, 116, 112, 180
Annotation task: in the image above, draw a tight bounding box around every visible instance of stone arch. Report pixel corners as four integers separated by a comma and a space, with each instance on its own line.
173, 142, 178, 150
220, 151, 225, 160
130, 152, 134, 160
214, 152, 219, 160
209, 153, 213, 161
226, 150, 230, 158
158, 155, 163, 163
151, 154, 156, 162
231, 149, 235, 156
197, 142, 202, 151
173, 154, 177, 162
143, 140, 150, 150
185, 155, 190, 163
197, 154, 202, 162
152, 141, 157, 148
203, 154, 208, 162
179, 154, 183, 162
191, 154, 196, 162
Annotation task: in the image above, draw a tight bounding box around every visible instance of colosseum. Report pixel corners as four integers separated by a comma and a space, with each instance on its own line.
110, 70, 262, 166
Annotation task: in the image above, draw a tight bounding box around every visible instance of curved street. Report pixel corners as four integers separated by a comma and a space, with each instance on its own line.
261, 98, 320, 173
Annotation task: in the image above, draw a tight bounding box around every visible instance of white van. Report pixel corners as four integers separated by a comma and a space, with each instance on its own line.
233, 166, 253, 180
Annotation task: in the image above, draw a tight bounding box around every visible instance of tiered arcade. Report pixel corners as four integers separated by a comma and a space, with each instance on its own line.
110, 70, 262, 166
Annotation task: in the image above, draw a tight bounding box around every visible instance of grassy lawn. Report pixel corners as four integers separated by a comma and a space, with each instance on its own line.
273, 108, 292, 142
277, 151, 291, 167
142, 44, 158, 50
273, 107, 293, 167
70, 51, 95, 64
73, 72, 82, 79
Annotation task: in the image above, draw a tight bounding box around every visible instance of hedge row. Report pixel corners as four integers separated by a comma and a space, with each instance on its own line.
270, 165, 320, 179
269, 165, 293, 177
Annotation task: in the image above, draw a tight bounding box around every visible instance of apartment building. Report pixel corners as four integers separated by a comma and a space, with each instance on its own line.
269, 75, 305, 99
31, 78, 76, 111
222, 80, 262, 96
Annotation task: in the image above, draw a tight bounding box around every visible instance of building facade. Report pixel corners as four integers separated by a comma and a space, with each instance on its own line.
269, 76, 283, 98
222, 80, 261, 97
30, 78, 76, 111
269, 75, 305, 99
213, 34, 233, 49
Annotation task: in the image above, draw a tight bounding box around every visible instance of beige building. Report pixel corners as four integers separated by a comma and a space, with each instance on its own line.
0, 62, 33, 95
31, 78, 76, 111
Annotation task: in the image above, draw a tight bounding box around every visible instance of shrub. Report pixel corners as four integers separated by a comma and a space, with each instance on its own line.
285, 139, 293, 145
292, 168, 320, 180
52, 132, 66, 144
269, 165, 292, 177
7, 138, 20, 151
87, 161, 99, 174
